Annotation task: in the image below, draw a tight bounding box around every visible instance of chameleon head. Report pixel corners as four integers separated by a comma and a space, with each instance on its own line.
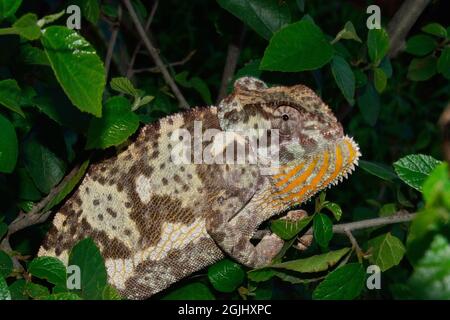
218, 77, 361, 207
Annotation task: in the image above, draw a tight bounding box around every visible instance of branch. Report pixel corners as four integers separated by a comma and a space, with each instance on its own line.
216, 25, 246, 104
105, 6, 122, 79
126, 0, 159, 79
122, 0, 189, 109
131, 50, 196, 75
387, 0, 431, 58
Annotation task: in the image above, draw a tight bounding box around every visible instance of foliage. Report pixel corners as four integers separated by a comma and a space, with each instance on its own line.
0, 0, 448, 300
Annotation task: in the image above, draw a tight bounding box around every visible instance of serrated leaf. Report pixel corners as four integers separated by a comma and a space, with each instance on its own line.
110, 77, 139, 97
0, 113, 18, 173
421, 23, 447, 38
407, 56, 437, 81
68, 238, 107, 300
28, 256, 67, 287
41, 26, 105, 117
312, 263, 365, 300
437, 47, 450, 79
260, 20, 333, 72
0, 79, 24, 116
322, 202, 343, 221
12, 13, 41, 40
393, 154, 441, 191
0, 251, 13, 278
0, 277, 11, 300
271, 247, 350, 272
313, 213, 333, 248
357, 82, 380, 126
208, 259, 245, 293
20, 44, 49, 66
405, 35, 437, 56
77, 0, 100, 24
368, 233, 405, 271
408, 235, 450, 299
373, 68, 387, 93
270, 215, 313, 240
367, 28, 389, 65
86, 96, 140, 149
0, 0, 22, 20
217, 0, 291, 40
43, 160, 89, 212
331, 55, 355, 105
162, 282, 215, 300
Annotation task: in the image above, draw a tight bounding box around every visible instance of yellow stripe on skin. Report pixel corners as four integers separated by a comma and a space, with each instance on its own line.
282, 150, 329, 202
274, 162, 305, 188
276, 156, 319, 195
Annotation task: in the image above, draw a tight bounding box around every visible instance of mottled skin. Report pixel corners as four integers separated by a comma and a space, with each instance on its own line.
39, 77, 360, 299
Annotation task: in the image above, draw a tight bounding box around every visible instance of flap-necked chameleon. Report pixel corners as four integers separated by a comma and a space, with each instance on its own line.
39, 77, 360, 299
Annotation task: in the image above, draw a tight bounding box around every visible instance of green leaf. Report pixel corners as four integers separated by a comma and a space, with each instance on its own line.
313, 213, 333, 248
8, 279, 27, 300
357, 82, 380, 126
373, 68, 387, 93
393, 154, 441, 192
312, 263, 365, 300
78, 0, 100, 24
0, 113, 18, 173
437, 47, 450, 79
421, 23, 447, 38
247, 268, 275, 282
333, 21, 362, 43
28, 256, 67, 287
0, 277, 11, 300
322, 202, 343, 221
0, 0, 22, 20
330, 55, 355, 105
0, 79, 24, 116
353, 69, 367, 88
0, 251, 13, 278
271, 247, 350, 272
208, 259, 245, 293
407, 235, 450, 299
12, 13, 41, 40
368, 233, 406, 271
41, 292, 82, 300
101, 285, 122, 300
260, 20, 333, 72
86, 96, 140, 149
22, 132, 67, 194
217, 0, 291, 40
379, 203, 397, 217
175, 72, 212, 105
407, 56, 437, 81
41, 26, 105, 117
110, 77, 139, 97
162, 282, 215, 300
270, 215, 313, 240
367, 28, 389, 65
24, 282, 49, 299
68, 238, 107, 300
422, 162, 450, 206
405, 35, 437, 56
43, 160, 89, 212
20, 44, 49, 66
0, 223, 7, 239
359, 160, 397, 181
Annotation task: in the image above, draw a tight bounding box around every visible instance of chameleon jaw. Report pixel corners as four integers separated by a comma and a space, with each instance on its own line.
271, 135, 361, 206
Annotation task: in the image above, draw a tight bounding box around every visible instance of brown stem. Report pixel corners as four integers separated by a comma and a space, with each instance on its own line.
387, 0, 431, 58
131, 50, 196, 75
122, 0, 189, 109
105, 6, 122, 79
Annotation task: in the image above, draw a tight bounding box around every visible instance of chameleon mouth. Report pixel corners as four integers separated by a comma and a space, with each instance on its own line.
271, 135, 361, 205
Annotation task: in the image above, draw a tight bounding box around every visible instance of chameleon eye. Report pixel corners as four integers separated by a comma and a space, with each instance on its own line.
282, 114, 290, 121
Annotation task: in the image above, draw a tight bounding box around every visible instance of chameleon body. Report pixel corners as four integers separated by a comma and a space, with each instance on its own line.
39, 77, 360, 299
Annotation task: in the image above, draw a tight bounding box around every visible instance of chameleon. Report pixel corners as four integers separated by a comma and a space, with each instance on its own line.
38, 77, 360, 300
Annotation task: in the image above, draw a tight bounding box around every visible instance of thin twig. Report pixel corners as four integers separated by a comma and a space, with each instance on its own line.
387, 0, 431, 58
131, 50, 196, 75
126, 0, 159, 78
344, 229, 363, 262
105, 6, 122, 79
122, 0, 189, 109
216, 25, 246, 104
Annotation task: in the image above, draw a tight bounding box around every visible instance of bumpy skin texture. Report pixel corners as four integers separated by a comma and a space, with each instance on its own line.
39, 77, 360, 300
